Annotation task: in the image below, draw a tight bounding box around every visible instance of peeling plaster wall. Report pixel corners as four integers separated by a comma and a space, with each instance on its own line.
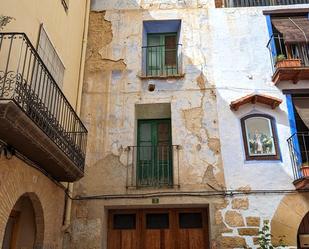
78, 7, 225, 196
73, 4, 227, 249
73, 2, 309, 249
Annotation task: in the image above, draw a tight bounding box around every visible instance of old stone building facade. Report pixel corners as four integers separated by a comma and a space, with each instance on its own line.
2, 0, 309, 249
70, 0, 309, 249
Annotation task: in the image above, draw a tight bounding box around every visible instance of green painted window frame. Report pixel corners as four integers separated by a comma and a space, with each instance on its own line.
137, 119, 173, 187
146, 33, 178, 76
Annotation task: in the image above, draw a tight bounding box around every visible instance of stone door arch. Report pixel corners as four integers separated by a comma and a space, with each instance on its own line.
271, 193, 309, 247
1, 193, 44, 249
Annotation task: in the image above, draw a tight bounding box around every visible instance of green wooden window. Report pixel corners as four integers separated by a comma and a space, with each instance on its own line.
147, 33, 178, 76
137, 119, 173, 187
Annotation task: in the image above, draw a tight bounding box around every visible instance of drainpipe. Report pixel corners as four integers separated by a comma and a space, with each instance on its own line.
64, 0, 90, 228
75, 0, 90, 113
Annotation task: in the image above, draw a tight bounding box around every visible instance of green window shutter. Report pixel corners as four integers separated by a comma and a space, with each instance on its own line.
137, 120, 173, 187
147, 33, 177, 76
147, 35, 163, 76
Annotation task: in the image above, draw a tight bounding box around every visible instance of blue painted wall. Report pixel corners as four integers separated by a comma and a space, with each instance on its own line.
286, 94, 302, 175
265, 15, 277, 57
286, 94, 298, 136
143, 20, 181, 34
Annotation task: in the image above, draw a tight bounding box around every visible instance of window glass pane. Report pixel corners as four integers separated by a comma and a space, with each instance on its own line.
165, 36, 177, 66
139, 123, 151, 141
165, 36, 176, 49
157, 123, 170, 142
138, 145, 152, 161
148, 35, 162, 46
179, 213, 203, 229
146, 213, 169, 229
245, 117, 276, 156
147, 36, 163, 75
138, 122, 152, 161
157, 123, 170, 161
113, 214, 136, 230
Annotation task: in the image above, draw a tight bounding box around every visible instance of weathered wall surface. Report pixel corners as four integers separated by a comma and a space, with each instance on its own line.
77, 8, 225, 195
0, 157, 65, 249
73, 5, 227, 248
2, 0, 87, 107
73, 1, 309, 249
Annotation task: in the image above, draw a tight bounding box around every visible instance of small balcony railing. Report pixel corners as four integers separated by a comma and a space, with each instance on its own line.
141, 44, 183, 78
126, 145, 181, 188
0, 33, 87, 175
267, 34, 309, 70
223, 0, 309, 7
287, 132, 309, 183
266, 34, 309, 83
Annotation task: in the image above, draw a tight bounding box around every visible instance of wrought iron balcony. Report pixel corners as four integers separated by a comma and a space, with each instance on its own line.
140, 44, 184, 79
287, 132, 309, 190
126, 145, 180, 188
267, 34, 309, 84
221, 0, 309, 7
0, 33, 87, 181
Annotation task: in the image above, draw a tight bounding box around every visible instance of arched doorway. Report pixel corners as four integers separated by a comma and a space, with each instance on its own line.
270, 193, 309, 247
1, 193, 44, 249
298, 212, 309, 248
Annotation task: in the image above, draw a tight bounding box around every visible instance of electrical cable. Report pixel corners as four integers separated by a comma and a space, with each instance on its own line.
72, 188, 305, 201
1, 140, 305, 203
84, 85, 283, 96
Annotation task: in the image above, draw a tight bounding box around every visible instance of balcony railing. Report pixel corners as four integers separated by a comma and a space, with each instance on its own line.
223, 0, 309, 7
266, 34, 309, 84
126, 145, 181, 188
267, 34, 309, 70
287, 132, 309, 184
0, 33, 87, 174
141, 44, 183, 78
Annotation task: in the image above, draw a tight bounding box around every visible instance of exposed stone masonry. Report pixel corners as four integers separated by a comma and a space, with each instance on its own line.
212, 191, 264, 248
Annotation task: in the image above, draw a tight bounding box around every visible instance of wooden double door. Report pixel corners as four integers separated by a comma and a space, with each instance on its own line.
107, 208, 209, 249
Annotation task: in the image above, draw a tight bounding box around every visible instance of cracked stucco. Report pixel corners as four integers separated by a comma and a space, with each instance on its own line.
72, 5, 230, 249
86, 11, 126, 72
69, 2, 309, 249
78, 8, 226, 196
